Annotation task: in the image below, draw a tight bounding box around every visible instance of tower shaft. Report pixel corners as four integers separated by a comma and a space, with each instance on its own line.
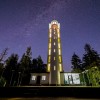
47, 20, 63, 85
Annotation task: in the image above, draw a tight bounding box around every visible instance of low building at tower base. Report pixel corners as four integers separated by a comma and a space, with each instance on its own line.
30, 72, 83, 86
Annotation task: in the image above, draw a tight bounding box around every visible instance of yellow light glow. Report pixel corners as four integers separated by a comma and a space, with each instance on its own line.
58, 33, 60, 38
54, 57, 55, 60
59, 64, 62, 71
59, 56, 61, 62
58, 38, 60, 42
48, 56, 50, 62
58, 43, 60, 48
57, 29, 59, 33
49, 38, 51, 42
47, 64, 50, 72
58, 71, 61, 84
59, 49, 61, 55
49, 43, 51, 48
49, 49, 51, 55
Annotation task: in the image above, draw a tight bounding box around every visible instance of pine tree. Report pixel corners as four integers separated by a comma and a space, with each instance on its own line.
19, 47, 32, 85
82, 44, 100, 70
3, 54, 19, 86
71, 53, 82, 72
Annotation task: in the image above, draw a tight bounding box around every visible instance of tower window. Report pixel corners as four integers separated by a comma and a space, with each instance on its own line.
54, 49, 56, 52
48, 64, 50, 67
58, 33, 60, 38
57, 29, 59, 33
48, 64, 50, 72
59, 56, 61, 62
32, 76, 36, 80
48, 56, 50, 62
50, 29, 51, 33
54, 57, 55, 60
59, 64, 61, 67
54, 66, 56, 70
54, 27, 56, 29
54, 42, 56, 45
58, 43, 60, 48
59, 64, 62, 71
49, 33, 51, 38
49, 38, 51, 42
49, 49, 51, 55
54, 37, 55, 39
58, 38, 60, 42
59, 49, 61, 55
42, 76, 46, 80
49, 43, 51, 48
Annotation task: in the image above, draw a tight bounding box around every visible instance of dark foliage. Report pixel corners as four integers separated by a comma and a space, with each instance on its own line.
71, 43, 100, 72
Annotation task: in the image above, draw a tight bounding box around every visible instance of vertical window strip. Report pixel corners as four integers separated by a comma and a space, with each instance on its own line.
49, 49, 51, 55
54, 66, 56, 70
59, 49, 61, 55
48, 56, 50, 62
49, 43, 51, 48
58, 43, 60, 48
59, 64, 62, 71
54, 57, 55, 60
54, 42, 56, 45
59, 56, 61, 62
54, 49, 56, 52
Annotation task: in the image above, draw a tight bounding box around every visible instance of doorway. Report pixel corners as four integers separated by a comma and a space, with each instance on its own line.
36, 75, 41, 85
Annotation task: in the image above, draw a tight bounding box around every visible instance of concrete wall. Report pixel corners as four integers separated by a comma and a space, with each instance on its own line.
60, 73, 64, 85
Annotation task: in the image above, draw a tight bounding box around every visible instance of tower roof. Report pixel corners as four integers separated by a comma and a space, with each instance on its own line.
51, 20, 59, 25
51, 20, 58, 23
49, 20, 60, 29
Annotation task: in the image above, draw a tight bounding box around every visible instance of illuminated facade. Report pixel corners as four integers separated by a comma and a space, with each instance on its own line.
30, 20, 82, 86
47, 20, 63, 85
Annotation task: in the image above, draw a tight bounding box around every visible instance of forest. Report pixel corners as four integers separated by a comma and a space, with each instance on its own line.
0, 43, 100, 86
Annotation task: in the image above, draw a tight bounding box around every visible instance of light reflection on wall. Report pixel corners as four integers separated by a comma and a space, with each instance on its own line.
64, 73, 80, 84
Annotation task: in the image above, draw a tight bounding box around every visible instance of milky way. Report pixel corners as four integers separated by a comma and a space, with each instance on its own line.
0, 0, 100, 71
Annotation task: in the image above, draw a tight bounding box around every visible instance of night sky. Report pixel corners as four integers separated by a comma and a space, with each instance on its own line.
0, 0, 100, 72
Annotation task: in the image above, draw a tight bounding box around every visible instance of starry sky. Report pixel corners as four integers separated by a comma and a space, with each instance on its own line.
0, 0, 100, 72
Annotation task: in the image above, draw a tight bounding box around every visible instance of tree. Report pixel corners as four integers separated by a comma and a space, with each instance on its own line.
3, 54, 19, 86
0, 76, 6, 87
31, 55, 46, 73
71, 53, 82, 72
37, 55, 43, 72
82, 44, 100, 70
20, 47, 32, 70
0, 48, 8, 63
31, 58, 38, 72
0, 48, 8, 87
19, 47, 32, 85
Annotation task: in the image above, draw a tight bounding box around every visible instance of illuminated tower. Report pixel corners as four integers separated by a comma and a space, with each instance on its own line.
47, 20, 63, 85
